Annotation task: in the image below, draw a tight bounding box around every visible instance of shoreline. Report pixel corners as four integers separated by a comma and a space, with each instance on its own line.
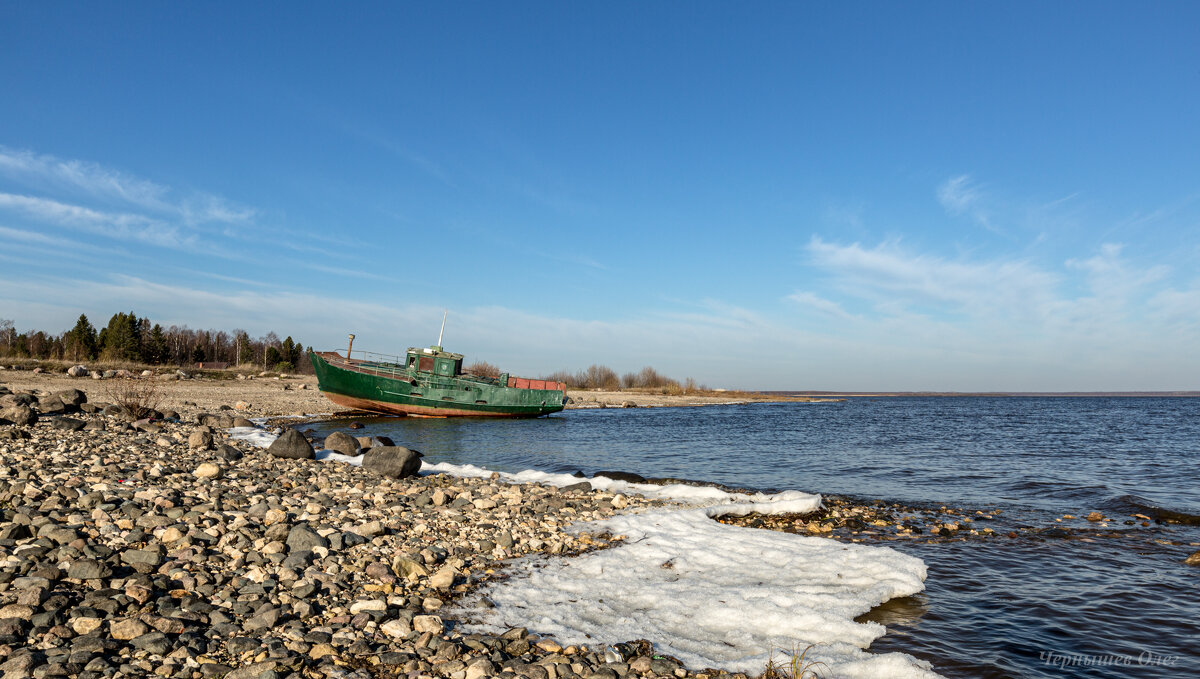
0, 375, 705, 679
1, 371, 940, 677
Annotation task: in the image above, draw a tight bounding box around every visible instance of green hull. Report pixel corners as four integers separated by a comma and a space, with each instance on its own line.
309, 351, 566, 418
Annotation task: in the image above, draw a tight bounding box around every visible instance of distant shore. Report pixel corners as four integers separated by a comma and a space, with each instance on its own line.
564, 389, 843, 409
766, 390, 1200, 398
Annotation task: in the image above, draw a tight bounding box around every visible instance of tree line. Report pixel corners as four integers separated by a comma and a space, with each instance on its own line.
0, 313, 313, 373
542, 364, 704, 392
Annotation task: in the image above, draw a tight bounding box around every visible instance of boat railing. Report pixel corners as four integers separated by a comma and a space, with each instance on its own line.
325, 350, 409, 379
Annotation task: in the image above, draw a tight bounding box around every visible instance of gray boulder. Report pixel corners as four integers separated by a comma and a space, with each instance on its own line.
55, 388, 87, 406
36, 396, 65, 415
51, 417, 86, 432
218, 444, 244, 461
323, 431, 361, 456
362, 446, 423, 479
267, 428, 314, 460
67, 365, 89, 377
9, 393, 35, 407
286, 524, 329, 552
0, 405, 36, 427
355, 435, 395, 450
67, 559, 112, 580
198, 413, 235, 428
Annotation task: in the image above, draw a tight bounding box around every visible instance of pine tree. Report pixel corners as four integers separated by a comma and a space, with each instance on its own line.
100, 312, 142, 362
64, 314, 98, 361
143, 324, 169, 364
282, 336, 298, 366
265, 345, 282, 369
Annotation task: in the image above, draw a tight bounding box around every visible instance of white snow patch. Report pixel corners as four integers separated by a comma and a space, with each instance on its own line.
227, 426, 279, 449
315, 449, 364, 465
451, 506, 937, 678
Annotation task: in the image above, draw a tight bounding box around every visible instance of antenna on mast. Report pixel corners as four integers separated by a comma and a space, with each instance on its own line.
436, 310, 447, 349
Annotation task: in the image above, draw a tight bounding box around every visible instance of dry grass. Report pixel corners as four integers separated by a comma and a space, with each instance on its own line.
3, 357, 160, 374
761, 645, 830, 679
103, 377, 164, 420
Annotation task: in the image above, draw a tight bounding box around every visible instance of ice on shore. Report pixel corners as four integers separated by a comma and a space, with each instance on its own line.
451, 503, 936, 678
429, 463, 938, 676
227, 425, 278, 449
231, 424, 939, 677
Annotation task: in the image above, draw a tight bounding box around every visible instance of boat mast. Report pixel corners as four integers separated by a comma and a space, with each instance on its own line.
436, 310, 447, 350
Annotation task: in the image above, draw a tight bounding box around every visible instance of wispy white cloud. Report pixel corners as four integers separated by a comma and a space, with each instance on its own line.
0, 146, 169, 209
0, 192, 188, 247
1148, 285, 1200, 330
806, 236, 1059, 320
786, 291, 857, 320
0, 146, 256, 225
0, 224, 130, 258
937, 174, 998, 233
797, 236, 1200, 386
0, 224, 74, 247
1066, 243, 1169, 300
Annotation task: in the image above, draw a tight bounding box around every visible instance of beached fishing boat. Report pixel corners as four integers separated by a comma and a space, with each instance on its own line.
308, 333, 567, 418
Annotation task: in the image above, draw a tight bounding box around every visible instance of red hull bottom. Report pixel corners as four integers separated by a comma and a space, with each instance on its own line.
321, 391, 538, 418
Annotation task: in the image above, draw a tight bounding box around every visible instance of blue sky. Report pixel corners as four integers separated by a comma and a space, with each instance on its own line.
2, 2, 1198, 390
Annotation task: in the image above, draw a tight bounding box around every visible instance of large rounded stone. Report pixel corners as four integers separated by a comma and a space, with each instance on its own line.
194, 462, 223, 479
36, 396, 66, 415
323, 431, 361, 456
0, 405, 36, 426
51, 417, 86, 432
362, 446, 422, 479
286, 524, 329, 552
54, 388, 87, 407
67, 558, 111, 580
110, 617, 150, 640
188, 431, 214, 450
268, 428, 314, 459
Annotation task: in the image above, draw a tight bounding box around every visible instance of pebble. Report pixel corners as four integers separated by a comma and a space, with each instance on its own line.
0, 381, 692, 679
194, 462, 223, 478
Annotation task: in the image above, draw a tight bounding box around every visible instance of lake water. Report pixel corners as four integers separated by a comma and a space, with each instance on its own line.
304, 397, 1200, 678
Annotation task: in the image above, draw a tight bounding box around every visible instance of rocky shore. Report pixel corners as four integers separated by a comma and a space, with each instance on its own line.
0, 376, 761, 679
